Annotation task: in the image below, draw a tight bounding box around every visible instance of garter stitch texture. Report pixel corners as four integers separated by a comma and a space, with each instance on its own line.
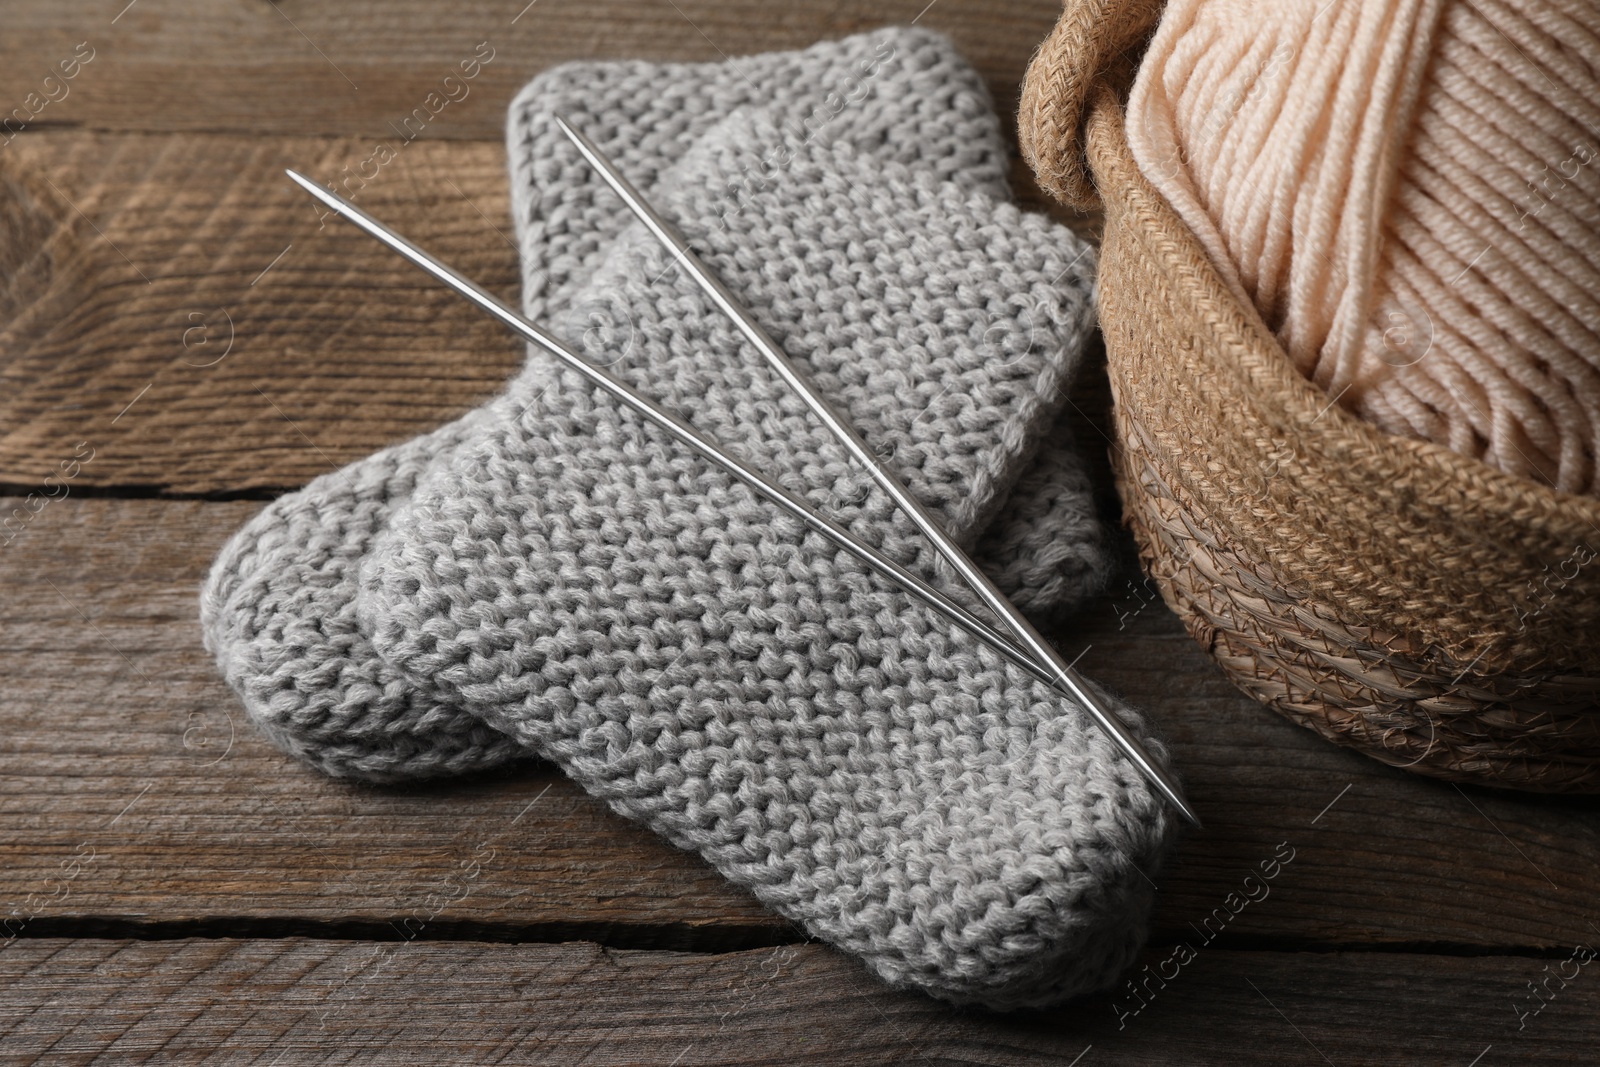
201, 27, 1116, 784
513, 28, 1117, 606
357, 109, 1174, 1010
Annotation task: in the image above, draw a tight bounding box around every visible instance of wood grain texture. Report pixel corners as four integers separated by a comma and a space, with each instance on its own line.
3, 938, 1594, 1065
0, 2, 1592, 1051
1, 497, 1595, 952
0, 1, 1063, 140
0, 132, 526, 493
0, 125, 1090, 493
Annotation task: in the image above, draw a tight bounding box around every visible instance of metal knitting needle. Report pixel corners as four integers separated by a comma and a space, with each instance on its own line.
286, 170, 1087, 689
287, 170, 1196, 830
554, 116, 1198, 828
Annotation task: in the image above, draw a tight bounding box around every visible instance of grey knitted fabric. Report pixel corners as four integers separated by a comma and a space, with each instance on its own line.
201, 27, 1114, 784
507, 27, 1113, 613
506, 26, 1010, 324
352, 109, 1173, 1010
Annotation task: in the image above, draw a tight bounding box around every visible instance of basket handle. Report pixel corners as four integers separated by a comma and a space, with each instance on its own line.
1019, 0, 1165, 212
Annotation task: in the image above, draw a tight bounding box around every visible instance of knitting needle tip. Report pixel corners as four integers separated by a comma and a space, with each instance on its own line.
286, 168, 328, 201
1174, 792, 1201, 831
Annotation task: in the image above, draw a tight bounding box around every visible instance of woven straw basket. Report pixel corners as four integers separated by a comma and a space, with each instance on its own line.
1019, 0, 1600, 791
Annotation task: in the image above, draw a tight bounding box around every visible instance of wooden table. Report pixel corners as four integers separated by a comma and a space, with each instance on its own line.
1, 2, 1595, 1063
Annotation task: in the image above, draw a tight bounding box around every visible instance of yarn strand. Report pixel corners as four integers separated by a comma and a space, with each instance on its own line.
1128, 0, 1600, 494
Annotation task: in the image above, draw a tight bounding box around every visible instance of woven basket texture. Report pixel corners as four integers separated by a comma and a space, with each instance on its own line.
1019, 0, 1600, 791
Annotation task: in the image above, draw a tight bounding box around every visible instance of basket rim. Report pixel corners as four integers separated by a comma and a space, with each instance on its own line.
1019, 0, 1600, 536
1091, 82, 1600, 522
1089, 81, 1600, 664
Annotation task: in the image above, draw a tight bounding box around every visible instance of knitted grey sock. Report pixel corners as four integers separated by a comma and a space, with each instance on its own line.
201, 27, 1112, 783
355, 109, 1172, 1010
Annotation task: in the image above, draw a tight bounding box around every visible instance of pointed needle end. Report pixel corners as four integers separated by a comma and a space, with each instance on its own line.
1165, 781, 1202, 830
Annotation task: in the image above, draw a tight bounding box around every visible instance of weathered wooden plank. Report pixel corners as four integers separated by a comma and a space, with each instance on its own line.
0, 127, 1089, 493
1, 497, 1595, 950
0, 1, 1063, 140
0, 132, 527, 493
2, 939, 1594, 1064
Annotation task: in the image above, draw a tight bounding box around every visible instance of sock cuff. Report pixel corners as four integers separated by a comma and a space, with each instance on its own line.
503, 27, 1010, 324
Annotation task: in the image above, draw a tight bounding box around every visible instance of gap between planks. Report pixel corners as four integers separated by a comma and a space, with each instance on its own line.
0, 496, 1595, 956
1, 939, 1594, 1066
